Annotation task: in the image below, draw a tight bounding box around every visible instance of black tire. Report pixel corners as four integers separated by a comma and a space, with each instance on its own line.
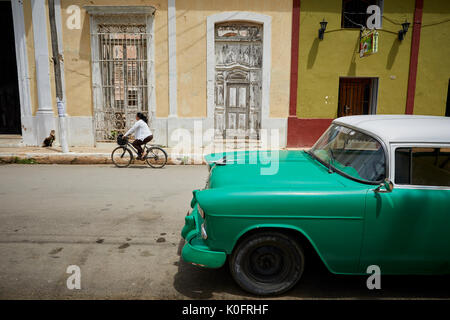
229, 231, 305, 296
146, 147, 168, 168
111, 146, 133, 168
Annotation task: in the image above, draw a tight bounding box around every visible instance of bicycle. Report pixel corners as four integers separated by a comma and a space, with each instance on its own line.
111, 134, 168, 168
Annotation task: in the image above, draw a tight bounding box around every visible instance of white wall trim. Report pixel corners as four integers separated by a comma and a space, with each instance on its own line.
206, 12, 272, 128
146, 13, 157, 121
11, 0, 35, 145
87, 13, 101, 146
168, 0, 177, 117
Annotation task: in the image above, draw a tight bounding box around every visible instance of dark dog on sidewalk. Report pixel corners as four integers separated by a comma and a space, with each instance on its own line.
42, 130, 56, 147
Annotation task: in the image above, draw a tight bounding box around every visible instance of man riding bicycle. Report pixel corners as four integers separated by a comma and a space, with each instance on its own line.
123, 112, 153, 160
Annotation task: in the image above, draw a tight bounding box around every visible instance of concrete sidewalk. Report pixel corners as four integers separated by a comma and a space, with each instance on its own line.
0, 144, 194, 165
0, 143, 304, 165
0, 145, 117, 165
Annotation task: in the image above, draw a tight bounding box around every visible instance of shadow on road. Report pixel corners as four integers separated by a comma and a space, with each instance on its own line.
173, 239, 450, 299
173, 238, 249, 299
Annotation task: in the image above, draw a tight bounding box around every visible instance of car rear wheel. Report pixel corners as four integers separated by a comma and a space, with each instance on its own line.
229, 231, 305, 296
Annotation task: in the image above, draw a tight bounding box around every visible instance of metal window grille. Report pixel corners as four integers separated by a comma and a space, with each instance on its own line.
93, 24, 148, 141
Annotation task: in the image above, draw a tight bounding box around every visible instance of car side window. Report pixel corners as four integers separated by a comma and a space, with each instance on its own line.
395, 147, 450, 187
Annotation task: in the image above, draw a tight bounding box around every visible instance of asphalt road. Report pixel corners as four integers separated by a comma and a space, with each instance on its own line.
0, 164, 449, 299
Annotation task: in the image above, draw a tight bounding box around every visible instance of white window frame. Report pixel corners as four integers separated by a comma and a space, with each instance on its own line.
206, 12, 271, 132
84, 6, 156, 144
389, 143, 450, 191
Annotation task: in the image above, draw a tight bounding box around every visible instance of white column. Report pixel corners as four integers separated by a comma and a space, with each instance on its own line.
168, 0, 177, 118
31, 0, 55, 145
11, 0, 35, 145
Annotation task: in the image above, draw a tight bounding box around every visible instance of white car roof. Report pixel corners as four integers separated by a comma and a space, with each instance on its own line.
333, 115, 450, 144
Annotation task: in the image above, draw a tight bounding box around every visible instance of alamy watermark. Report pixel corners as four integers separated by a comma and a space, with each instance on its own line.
366, 265, 381, 290
66, 265, 81, 290
168, 120, 282, 175
66, 5, 81, 30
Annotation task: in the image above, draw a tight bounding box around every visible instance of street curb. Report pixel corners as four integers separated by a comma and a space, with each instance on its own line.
0, 148, 304, 165
0, 153, 207, 165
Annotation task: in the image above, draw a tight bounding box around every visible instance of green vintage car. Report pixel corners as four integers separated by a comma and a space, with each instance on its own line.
181, 115, 450, 296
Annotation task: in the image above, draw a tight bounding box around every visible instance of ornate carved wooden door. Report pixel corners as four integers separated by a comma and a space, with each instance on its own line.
214, 23, 262, 139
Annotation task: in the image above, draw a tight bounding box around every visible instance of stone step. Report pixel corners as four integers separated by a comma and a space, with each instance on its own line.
0, 135, 24, 147
213, 139, 261, 144
212, 140, 263, 150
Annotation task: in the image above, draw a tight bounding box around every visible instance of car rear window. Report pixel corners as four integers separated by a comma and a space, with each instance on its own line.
395, 147, 450, 187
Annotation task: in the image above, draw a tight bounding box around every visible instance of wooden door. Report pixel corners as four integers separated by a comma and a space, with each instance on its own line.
338, 78, 372, 117
225, 84, 250, 138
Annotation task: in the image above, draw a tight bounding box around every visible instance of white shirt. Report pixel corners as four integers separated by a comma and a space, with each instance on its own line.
124, 119, 152, 140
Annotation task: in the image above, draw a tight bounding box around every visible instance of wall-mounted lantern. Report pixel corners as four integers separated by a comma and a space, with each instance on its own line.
318, 19, 328, 40
398, 21, 410, 41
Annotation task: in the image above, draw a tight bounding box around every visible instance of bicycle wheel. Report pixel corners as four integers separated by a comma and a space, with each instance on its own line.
146, 147, 168, 168
111, 146, 133, 168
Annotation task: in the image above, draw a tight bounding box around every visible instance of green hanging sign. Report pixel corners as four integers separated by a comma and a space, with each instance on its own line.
360, 29, 379, 58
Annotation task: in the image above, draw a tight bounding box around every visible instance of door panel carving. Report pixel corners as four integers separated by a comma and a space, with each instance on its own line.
214, 23, 262, 139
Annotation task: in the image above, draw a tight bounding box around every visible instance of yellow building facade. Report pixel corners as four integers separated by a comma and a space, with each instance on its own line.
414, 0, 450, 116
288, 0, 450, 146
6, 0, 292, 147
